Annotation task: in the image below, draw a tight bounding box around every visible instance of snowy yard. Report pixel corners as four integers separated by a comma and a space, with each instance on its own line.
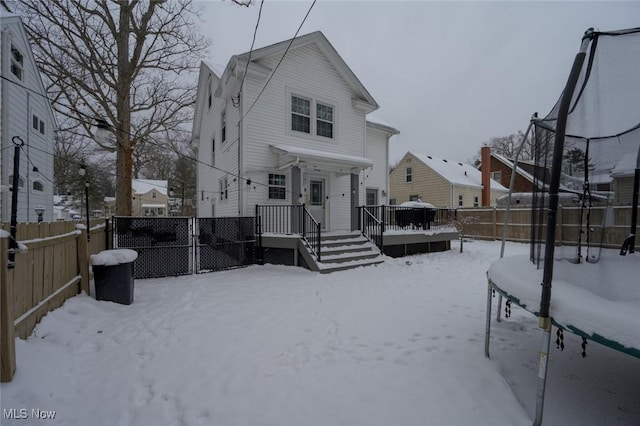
2, 240, 639, 425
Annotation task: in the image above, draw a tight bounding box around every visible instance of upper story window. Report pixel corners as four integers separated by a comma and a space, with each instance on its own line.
406, 167, 412, 183
221, 109, 226, 143
220, 177, 228, 200
151, 190, 157, 199
8, 175, 26, 189
491, 171, 502, 182
291, 95, 311, 134
11, 45, 24, 80
32, 180, 44, 192
268, 173, 286, 200
458, 194, 464, 207
207, 76, 212, 109
32, 114, 45, 135
316, 103, 333, 138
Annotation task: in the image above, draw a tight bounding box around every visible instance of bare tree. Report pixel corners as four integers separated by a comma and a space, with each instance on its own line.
480, 130, 534, 161
16, 0, 210, 215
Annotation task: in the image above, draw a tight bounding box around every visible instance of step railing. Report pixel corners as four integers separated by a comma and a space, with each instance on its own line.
300, 205, 321, 262
361, 206, 384, 252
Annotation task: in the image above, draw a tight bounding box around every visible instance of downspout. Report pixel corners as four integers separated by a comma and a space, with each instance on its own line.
26, 92, 30, 222
238, 89, 243, 216
534, 28, 594, 426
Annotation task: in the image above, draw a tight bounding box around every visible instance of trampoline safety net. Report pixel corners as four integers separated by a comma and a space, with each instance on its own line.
529, 27, 640, 266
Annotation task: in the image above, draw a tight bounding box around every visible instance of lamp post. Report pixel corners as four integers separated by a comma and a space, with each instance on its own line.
34, 205, 45, 223
78, 164, 90, 241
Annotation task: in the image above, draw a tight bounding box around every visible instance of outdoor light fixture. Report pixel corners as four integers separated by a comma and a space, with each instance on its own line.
94, 119, 112, 145
34, 205, 45, 223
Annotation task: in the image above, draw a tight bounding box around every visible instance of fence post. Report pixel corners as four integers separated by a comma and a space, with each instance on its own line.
1, 235, 16, 382
77, 226, 91, 296
105, 218, 110, 250
556, 205, 563, 246
492, 207, 497, 241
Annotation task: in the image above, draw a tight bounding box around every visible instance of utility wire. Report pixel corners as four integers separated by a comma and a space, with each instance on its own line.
232, 0, 265, 108
241, 0, 316, 121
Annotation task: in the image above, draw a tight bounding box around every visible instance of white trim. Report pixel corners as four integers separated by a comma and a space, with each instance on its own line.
271, 144, 373, 172
286, 87, 338, 143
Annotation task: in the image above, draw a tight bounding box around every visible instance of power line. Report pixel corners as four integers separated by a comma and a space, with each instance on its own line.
232, 0, 265, 108
241, 0, 317, 121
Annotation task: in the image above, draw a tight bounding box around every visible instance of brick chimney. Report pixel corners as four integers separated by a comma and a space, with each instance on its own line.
481, 145, 491, 206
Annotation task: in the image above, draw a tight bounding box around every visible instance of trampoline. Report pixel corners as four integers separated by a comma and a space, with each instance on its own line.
484, 27, 640, 425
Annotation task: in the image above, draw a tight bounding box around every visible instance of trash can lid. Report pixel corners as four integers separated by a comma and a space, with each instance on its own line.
91, 249, 139, 266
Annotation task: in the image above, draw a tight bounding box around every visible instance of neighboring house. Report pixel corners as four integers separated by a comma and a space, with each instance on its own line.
476, 147, 543, 193
132, 179, 169, 217
193, 31, 398, 231
389, 151, 508, 208
1, 11, 55, 223
611, 155, 639, 205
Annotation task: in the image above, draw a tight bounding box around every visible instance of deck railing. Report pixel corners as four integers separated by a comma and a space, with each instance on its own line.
359, 206, 456, 232
255, 204, 322, 261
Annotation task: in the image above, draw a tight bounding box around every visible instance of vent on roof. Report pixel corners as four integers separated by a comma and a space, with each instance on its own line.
458, 162, 463, 166
427, 156, 432, 159
442, 159, 448, 162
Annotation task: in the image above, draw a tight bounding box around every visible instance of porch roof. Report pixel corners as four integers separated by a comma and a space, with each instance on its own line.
270, 144, 373, 173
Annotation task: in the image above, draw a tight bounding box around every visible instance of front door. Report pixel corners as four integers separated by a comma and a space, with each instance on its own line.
308, 177, 326, 229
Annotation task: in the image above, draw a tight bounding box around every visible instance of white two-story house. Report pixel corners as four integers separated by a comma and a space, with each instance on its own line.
193, 31, 398, 233
1, 11, 55, 223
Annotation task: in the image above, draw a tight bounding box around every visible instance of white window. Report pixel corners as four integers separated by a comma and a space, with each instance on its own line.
11, 45, 23, 80
316, 103, 333, 138
290, 94, 335, 139
406, 167, 412, 183
8, 175, 25, 189
152, 191, 157, 199
32, 180, 44, 192
474, 196, 479, 207
291, 95, 311, 134
219, 177, 228, 200
207, 76, 212, 109
458, 194, 464, 207
366, 188, 378, 206
491, 171, 502, 182
32, 114, 45, 135
409, 194, 419, 201
221, 109, 226, 143
268, 173, 286, 200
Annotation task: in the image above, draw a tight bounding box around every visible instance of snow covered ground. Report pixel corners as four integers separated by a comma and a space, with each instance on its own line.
2, 240, 639, 425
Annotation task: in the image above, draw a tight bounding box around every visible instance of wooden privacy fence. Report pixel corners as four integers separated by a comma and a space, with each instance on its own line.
1, 219, 109, 382
456, 206, 639, 250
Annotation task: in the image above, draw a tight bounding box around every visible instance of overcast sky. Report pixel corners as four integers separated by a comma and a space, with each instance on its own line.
198, 0, 640, 165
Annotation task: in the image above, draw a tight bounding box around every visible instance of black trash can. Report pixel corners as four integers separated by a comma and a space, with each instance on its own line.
91, 249, 138, 305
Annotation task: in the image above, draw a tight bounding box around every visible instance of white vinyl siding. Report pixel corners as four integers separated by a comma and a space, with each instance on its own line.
1, 19, 55, 222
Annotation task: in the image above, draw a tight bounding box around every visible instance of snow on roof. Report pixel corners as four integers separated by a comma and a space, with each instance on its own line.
412, 152, 508, 191
132, 179, 167, 196
611, 154, 640, 177
489, 152, 537, 184
271, 144, 373, 169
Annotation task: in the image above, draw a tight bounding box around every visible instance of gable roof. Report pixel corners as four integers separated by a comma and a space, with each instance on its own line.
192, 61, 221, 144
487, 152, 537, 184
233, 31, 378, 112
132, 179, 168, 196
411, 152, 508, 191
